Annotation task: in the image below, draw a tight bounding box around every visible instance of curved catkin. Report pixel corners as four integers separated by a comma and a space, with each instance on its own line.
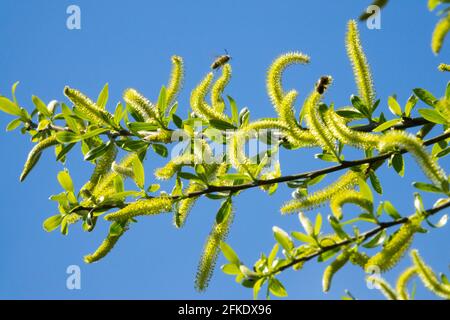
281, 170, 361, 214
411, 250, 450, 299
83, 143, 118, 192
166, 55, 184, 107
330, 190, 373, 220
349, 251, 370, 268
322, 251, 350, 292
431, 13, 450, 54
190, 73, 230, 122
379, 130, 447, 187
112, 161, 134, 179
175, 183, 204, 228
279, 91, 319, 147
104, 197, 173, 221
20, 135, 58, 182
365, 215, 423, 273
84, 224, 127, 263
211, 64, 231, 112
304, 90, 336, 154
154, 153, 194, 180
266, 52, 310, 110
346, 20, 375, 109
123, 88, 158, 122
369, 277, 398, 300
64, 86, 114, 126
396, 266, 417, 300
195, 205, 234, 292
323, 108, 380, 149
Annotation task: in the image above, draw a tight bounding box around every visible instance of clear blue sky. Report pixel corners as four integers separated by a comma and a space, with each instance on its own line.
0, 0, 448, 299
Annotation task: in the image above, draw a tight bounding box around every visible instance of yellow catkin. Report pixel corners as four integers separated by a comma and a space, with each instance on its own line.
123, 88, 159, 122
166, 55, 184, 107
346, 20, 375, 109
82, 143, 118, 193
112, 161, 134, 179
330, 190, 373, 220
279, 90, 319, 147
281, 170, 361, 214
20, 135, 58, 181
154, 153, 195, 180
304, 90, 336, 154
323, 108, 380, 149
411, 250, 450, 299
84, 224, 127, 263
379, 130, 447, 187
266, 52, 310, 110
211, 64, 231, 112
195, 204, 234, 292
64, 87, 114, 126
396, 266, 417, 300
190, 73, 230, 122
438, 63, 450, 72
432, 13, 450, 54
175, 183, 204, 228
349, 251, 370, 268
322, 250, 350, 292
365, 215, 423, 273
369, 276, 398, 300
104, 197, 173, 221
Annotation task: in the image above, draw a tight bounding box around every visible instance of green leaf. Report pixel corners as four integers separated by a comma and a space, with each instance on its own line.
436, 147, 450, 158
11, 81, 20, 104
314, 213, 322, 236
359, 178, 373, 203
127, 122, 159, 132
152, 144, 168, 158
350, 95, 370, 117
157, 86, 167, 117
373, 119, 401, 132
172, 114, 183, 128
328, 216, 349, 239
132, 157, 145, 189
57, 170, 74, 192
413, 88, 437, 107
220, 242, 240, 265
267, 244, 279, 268
177, 172, 199, 181
318, 248, 340, 262
418, 109, 447, 125
43, 214, 62, 232
81, 128, 109, 140
209, 119, 236, 130
362, 230, 387, 248
307, 174, 327, 186
56, 143, 76, 162
32, 95, 52, 118
291, 231, 316, 244
219, 173, 252, 182
56, 131, 81, 143
404, 94, 418, 117
413, 193, 425, 214
215, 198, 232, 224
227, 95, 239, 125
147, 184, 160, 193
61, 103, 81, 133
114, 102, 125, 125
391, 153, 405, 177
114, 175, 124, 193
272, 226, 294, 251
412, 182, 442, 193
369, 170, 383, 195
388, 96, 402, 116
221, 263, 241, 275
96, 83, 109, 109
269, 278, 288, 297
384, 201, 402, 220
253, 278, 266, 300
6, 118, 22, 131
0, 97, 22, 117
84, 142, 109, 161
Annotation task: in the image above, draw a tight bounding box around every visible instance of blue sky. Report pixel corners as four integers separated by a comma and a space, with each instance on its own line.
0, 0, 448, 299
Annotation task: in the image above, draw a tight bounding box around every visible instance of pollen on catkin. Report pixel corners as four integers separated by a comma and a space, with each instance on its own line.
330, 190, 373, 220
304, 90, 336, 155
346, 20, 375, 109
195, 204, 234, 292
322, 250, 350, 292
174, 182, 204, 228
166, 55, 184, 107
396, 266, 417, 300
411, 250, 450, 299
64, 86, 114, 126
211, 64, 231, 112
379, 130, 447, 187
281, 170, 361, 214
365, 215, 423, 273
123, 88, 159, 122
266, 52, 310, 110
104, 197, 173, 221
323, 108, 380, 149
82, 143, 118, 193
84, 223, 127, 263
20, 135, 58, 182
190, 73, 230, 122
431, 12, 450, 54
154, 153, 195, 180
349, 250, 370, 268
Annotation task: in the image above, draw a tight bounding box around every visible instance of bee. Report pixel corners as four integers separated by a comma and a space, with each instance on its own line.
315, 75, 333, 94
211, 50, 231, 70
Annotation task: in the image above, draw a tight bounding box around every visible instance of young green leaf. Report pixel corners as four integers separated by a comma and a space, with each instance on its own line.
96, 83, 109, 109
57, 170, 74, 192
418, 109, 447, 125
220, 242, 240, 265
132, 157, 145, 189
269, 278, 288, 297
413, 88, 437, 107
388, 96, 402, 116
32, 95, 52, 118
384, 201, 402, 220
43, 214, 63, 232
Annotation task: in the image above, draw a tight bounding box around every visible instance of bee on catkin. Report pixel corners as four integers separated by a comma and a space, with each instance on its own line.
211, 53, 231, 70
